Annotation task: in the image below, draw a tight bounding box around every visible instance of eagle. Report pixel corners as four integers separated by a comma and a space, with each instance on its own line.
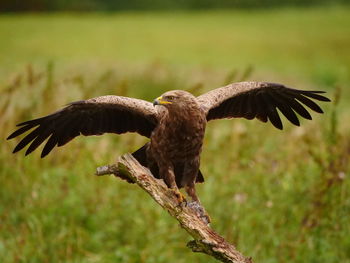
8, 81, 330, 205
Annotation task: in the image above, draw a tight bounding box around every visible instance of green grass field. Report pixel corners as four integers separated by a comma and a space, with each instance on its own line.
1, 7, 350, 263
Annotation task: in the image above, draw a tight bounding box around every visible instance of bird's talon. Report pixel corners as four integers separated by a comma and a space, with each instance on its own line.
171, 188, 186, 204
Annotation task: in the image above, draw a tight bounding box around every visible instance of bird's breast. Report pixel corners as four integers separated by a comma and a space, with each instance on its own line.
150, 112, 206, 161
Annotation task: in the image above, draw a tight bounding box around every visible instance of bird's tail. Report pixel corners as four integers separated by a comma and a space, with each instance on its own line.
131, 143, 204, 187
131, 143, 149, 168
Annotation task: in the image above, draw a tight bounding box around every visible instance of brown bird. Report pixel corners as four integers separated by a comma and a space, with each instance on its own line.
8, 82, 330, 206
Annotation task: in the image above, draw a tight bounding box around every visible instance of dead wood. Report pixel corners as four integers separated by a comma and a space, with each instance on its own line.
96, 153, 252, 263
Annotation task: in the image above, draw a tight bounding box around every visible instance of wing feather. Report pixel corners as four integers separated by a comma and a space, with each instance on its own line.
42, 134, 59, 158
235, 94, 247, 117
268, 93, 300, 126
261, 92, 283, 129
277, 92, 313, 120
298, 91, 330, 101
243, 93, 257, 120
8, 95, 158, 157
255, 92, 268, 123
7, 123, 37, 140
57, 116, 83, 146
26, 126, 54, 156
292, 93, 324, 113
197, 82, 330, 129
13, 126, 42, 153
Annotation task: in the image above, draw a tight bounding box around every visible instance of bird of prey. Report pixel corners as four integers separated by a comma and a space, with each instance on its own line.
8, 81, 330, 205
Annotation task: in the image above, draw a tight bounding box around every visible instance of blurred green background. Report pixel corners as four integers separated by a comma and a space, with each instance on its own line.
1, 2, 350, 263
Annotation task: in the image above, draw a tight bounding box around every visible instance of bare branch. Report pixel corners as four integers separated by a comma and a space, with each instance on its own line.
96, 153, 252, 263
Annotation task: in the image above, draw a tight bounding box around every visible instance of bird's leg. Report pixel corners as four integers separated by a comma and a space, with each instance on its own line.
161, 166, 186, 203
185, 183, 199, 202
185, 183, 211, 224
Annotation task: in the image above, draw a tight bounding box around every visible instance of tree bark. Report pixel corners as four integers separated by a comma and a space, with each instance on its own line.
96, 153, 252, 263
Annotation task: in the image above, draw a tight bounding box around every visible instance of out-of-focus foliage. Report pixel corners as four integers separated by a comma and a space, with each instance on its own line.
0, 0, 349, 12
1, 7, 349, 263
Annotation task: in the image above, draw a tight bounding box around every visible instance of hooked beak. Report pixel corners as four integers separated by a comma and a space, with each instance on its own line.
153, 96, 172, 106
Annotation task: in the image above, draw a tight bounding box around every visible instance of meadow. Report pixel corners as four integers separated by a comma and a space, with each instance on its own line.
0, 7, 350, 263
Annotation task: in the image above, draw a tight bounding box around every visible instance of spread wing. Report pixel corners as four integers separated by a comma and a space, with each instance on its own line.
7, 96, 158, 157
197, 82, 330, 129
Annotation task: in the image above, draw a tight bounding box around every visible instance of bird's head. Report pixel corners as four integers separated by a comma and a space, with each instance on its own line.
153, 90, 196, 110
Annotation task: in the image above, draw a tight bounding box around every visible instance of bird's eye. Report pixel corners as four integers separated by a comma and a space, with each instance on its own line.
166, 96, 175, 100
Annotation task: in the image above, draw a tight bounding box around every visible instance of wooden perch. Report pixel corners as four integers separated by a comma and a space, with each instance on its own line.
96, 154, 252, 263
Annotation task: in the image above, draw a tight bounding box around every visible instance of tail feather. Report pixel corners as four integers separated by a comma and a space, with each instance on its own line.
197, 169, 204, 183
131, 143, 149, 167
131, 143, 161, 179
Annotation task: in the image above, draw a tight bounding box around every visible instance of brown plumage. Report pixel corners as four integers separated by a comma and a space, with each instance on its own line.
7, 82, 330, 203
